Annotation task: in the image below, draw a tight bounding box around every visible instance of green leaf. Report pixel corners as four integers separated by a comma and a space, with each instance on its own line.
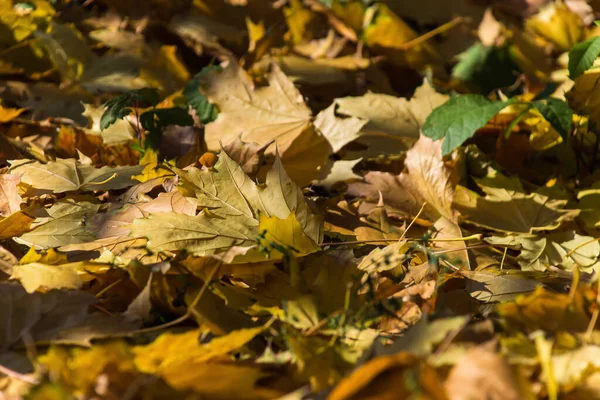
133, 88, 161, 106
568, 36, 600, 79
422, 94, 512, 155
452, 43, 520, 95
533, 98, 573, 140
139, 107, 194, 148
100, 88, 160, 131
100, 97, 132, 131
184, 66, 220, 124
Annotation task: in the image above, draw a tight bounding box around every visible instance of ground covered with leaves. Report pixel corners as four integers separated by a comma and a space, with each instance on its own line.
4, 0, 600, 399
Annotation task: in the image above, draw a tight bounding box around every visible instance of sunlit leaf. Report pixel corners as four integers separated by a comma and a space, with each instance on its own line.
568, 37, 600, 79
533, 98, 573, 139
9, 158, 145, 193
423, 95, 513, 155
197, 62, 331, 186
132, 152, 321, 260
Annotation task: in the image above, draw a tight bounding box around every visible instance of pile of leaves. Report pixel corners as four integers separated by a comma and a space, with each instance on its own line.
5, 0, 600, 398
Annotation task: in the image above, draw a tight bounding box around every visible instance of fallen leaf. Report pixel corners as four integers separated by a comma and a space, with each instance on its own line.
552, 345, 600, 388
223, 136, 271, 177
518, 231, 600, 272
0, 210, 35, 240
286, 331, 349, 391
321, 80, 448, 155
453, 184, 578, 233
134, 152, 321, 260
497, 286, 593, 333
354, 205, 405, 244
328, 352, 442, 400
372, 316, 469, 357
38, 342, 143, 398
463, 270, 543, 303
9, 158, 144, 193
313, 102, 366, 154
134, 327, 264, 372
0, 105, 26, 123
0, 283, 95, 349
527, 3, 584, 52
445, 346, 523, 400
16, 200, 99, 248
259, 212, 321, 256
133, 327, 271, 397
566, 69, 600, 127
198, 61, 331, 185
348, 135, 457, 221
357, 240, 411, 274
313, 158, 362, 191
363, 4, 440, 70
0, 174, 23, 217
10, 261, 110, 293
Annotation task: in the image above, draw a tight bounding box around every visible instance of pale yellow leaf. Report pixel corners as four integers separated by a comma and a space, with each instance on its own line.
16, 200, 99, 248
134, 327, 264, 374
11, 261, 109, 293
259, 212, 320, 257
0, 174, 23, 217
9, 158, 144, 193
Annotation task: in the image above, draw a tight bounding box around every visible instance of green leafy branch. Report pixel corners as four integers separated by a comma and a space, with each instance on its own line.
422, 94, 573, 155
99, 65, 221, 151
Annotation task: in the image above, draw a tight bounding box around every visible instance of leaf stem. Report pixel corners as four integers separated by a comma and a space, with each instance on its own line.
319, 233, 483, 247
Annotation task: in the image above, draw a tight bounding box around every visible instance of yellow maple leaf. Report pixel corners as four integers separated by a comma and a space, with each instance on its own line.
0, 105, 26, 123
258, 212, 321, 257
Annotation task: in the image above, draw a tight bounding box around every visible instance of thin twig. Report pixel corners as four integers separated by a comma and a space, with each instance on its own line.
320, 234, 483, 247
399, 16, 468, 50
127, 262, 220, 335
399, 202, 427, 241
566, 237, 599, 258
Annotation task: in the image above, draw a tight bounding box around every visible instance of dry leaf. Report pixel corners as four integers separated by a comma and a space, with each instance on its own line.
198, 62, 331, 185
9, 158, 144, 193
348, 135, 457, 221
445, 346, 523, 400
0, 174, 23, 217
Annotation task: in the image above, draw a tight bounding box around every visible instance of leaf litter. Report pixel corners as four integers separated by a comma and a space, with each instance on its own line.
2, 0, 600, 399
